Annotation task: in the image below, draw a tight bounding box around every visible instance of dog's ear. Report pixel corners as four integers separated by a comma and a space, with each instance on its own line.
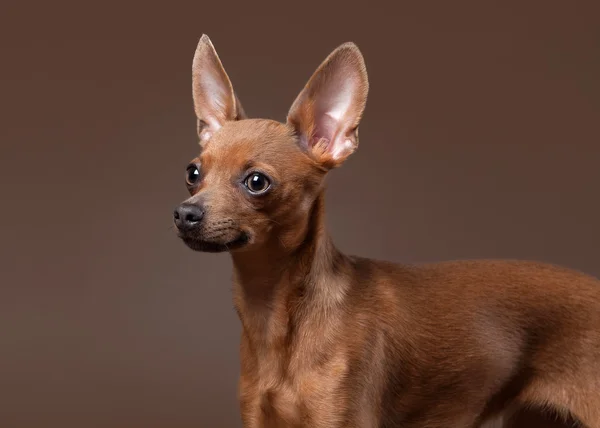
287, 42, 368, 168
192, 35, 246, 145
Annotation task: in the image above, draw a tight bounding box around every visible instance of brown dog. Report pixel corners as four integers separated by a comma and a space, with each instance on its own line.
173, 35, 600, 428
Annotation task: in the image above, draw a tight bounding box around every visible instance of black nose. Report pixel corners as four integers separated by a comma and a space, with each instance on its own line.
174, 203, 204, 230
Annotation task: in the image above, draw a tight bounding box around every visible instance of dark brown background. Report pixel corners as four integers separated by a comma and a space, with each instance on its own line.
1, 2, 599, 427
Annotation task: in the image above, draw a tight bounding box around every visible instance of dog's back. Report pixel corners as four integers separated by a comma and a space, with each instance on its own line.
346, 258, 600, 426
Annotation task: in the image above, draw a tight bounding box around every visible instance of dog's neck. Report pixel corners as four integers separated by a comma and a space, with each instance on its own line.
230, 191, 351, 343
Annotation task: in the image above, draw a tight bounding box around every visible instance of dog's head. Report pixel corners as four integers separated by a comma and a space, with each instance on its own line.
174, 35, 369, 253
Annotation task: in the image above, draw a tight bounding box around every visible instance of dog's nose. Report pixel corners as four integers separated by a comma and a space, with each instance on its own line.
173, 203, 204, 230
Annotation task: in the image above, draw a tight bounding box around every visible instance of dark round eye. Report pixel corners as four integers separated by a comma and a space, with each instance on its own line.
185, 164, 200, 186
244, 172, 271, 194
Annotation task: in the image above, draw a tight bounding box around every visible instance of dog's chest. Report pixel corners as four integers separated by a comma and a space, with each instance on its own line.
239, 335, 349, 428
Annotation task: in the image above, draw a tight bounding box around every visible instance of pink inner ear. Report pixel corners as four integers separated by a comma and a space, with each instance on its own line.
192, 36, 239, 139
310, 113, 338, 150
287, 42, 368, 163
199, 129, 213, 141
308, 77, 358, 157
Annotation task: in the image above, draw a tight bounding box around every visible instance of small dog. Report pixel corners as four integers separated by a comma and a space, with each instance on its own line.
174, 35, 600, 428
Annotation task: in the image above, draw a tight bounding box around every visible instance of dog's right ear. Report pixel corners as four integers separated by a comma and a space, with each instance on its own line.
192, 35, 246, 145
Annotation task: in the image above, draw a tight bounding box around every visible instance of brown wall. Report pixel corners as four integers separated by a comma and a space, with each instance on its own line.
1, 2, 599, 427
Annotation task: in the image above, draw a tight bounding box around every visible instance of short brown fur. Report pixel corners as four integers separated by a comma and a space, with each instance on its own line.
174, 35, 600, 428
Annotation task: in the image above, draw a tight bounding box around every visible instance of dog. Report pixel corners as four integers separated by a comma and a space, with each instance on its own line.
173, 35, 600, 427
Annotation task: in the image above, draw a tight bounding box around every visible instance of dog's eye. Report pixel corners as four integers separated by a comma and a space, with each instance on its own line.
185, 164, 200, 186
244, 172, 270, 194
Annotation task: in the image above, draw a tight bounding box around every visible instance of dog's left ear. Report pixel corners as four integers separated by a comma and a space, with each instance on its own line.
287, 42, 368, 168
192, 35, 246, 145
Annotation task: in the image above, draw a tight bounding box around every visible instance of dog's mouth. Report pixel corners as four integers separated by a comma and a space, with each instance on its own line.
179, 232, 250, 253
